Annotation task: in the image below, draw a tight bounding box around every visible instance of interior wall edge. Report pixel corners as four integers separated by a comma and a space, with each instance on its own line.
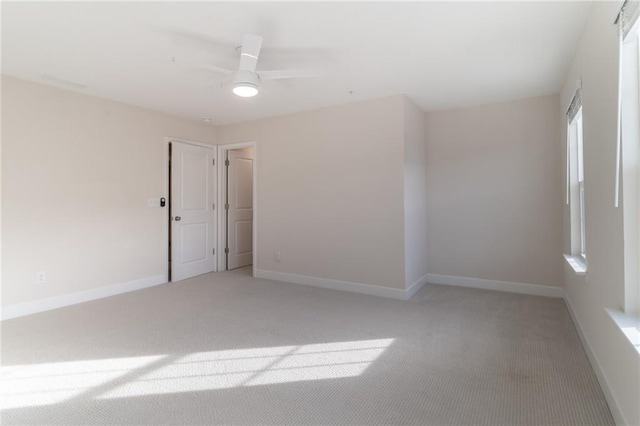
254, 269, 409, 300
1, 274, 167, 321
254, 269, 563, 302
564, 294, 626, 425
406, 272, 430, 300
425, 273, 564, 299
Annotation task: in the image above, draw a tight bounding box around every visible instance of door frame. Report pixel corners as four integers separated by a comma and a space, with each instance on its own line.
216, 141, 257, 274
163, 137, 218, 282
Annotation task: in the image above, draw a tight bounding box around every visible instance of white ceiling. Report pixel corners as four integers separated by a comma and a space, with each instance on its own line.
2, 2, 592, 126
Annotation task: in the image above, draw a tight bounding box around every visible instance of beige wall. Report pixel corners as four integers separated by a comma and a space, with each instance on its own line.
218, 95, 407, 289
403, 97, 428, 287
2, 76, 217, 306
560, 2, 639, 424
425, 95, 563, 288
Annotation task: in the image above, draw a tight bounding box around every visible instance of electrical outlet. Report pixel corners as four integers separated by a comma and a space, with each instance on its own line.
36, 271, 46, 284
275, 251, 281, 262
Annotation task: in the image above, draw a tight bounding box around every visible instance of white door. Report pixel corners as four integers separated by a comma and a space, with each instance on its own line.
226, 149, 253, 270
171, 142, 217, 281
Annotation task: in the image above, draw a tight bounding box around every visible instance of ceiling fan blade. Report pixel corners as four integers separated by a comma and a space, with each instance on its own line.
238, 34, 263, 73
258, 69, 324, 80
172, 57, 234, 76
199, 79, 232, 95
200, 63, 235, 76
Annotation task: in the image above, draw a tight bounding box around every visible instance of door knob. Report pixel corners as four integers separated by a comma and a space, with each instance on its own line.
175, 216, 181, 221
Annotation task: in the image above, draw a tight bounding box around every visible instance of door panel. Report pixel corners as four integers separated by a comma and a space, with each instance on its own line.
227, 149, 253, 270
171, 142, 216, 281
181, 223, 207, 263
235, 221, 253, 254
181, 153, 207, 210
235, 159, 253, 208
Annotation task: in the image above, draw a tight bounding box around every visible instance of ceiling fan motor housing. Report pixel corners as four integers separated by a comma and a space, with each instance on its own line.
233, 70, 259, 89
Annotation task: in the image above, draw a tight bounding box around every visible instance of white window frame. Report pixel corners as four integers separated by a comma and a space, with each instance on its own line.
606, 0, 640, 358
576, 110, 587, 260
620, 21, 640, 315
568, 108, 586, 265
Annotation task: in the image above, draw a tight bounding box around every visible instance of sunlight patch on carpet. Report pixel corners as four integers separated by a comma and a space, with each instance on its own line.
1, 339, 394, 408
99, 339, 394, 398
1, 356, 163, 409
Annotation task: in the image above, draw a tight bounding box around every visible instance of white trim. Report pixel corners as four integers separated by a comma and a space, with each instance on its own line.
164, 136, 216, 149
1, 275, 167, 321
563, 254, 588, 275
255, 269, 409, 300
564, 297, 627, 426
163, 137, 217, 281
616, 22, 623, 208
425, 273, 564, 298
566, 122, 570, 205
254, 270, 563, 301
405, 272, 429, 300
605, 308, 640, 355
216, 141, 257, 274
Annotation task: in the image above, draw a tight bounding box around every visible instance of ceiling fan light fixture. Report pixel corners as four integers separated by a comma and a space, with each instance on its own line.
233, 82, 258, 97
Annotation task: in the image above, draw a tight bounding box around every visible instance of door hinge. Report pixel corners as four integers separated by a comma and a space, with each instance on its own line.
212, 203, 215, 210
213, 248, 215, 255
225, 159, 230, 167
213, 159, 215, 165
224, 247, 229, 254
225, 203, 229, 210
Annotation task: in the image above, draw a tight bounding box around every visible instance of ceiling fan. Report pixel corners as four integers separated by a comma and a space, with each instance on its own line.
177, 33, 323, 98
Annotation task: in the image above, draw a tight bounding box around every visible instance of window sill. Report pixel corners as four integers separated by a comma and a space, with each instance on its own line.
563, 254, 587, 275
605, 308, 640, 356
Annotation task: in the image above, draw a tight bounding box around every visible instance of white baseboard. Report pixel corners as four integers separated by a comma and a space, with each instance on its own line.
254, 270, 561, 302
1, 275, 167, 320
405, 272, 429, 300
254, 269, 410, 300
425, 273, 564, 298
564, 296, 626, 426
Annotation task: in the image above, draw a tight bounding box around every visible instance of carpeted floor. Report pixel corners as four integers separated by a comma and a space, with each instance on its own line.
1, 268, 613, 425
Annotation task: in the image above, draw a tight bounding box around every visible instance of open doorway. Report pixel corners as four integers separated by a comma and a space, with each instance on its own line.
217, 142, 257, 273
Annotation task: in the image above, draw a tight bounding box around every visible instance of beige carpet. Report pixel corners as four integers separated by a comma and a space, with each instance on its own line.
1, 268, 613, 425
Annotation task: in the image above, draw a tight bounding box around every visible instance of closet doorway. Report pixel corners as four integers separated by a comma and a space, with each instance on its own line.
217, 142, 257, 271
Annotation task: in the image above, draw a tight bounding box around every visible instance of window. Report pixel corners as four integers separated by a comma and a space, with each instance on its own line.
576, 110, 586, 259
567, 102, 586, 266
619, 2, 640, 314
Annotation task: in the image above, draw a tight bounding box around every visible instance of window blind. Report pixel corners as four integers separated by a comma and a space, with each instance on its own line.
566, 125, 571, 205
566, 89, 582, 123
619, 0, 640, 40
614, 1, 638, 206
615, 22, 623, 207
566, 87, 581, 206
